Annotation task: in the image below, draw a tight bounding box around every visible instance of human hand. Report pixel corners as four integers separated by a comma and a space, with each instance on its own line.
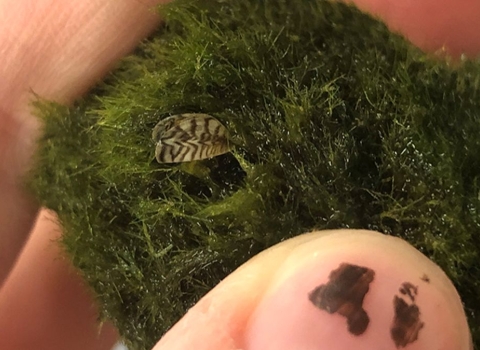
0, 1, 165, 349
0, 0, 478, 349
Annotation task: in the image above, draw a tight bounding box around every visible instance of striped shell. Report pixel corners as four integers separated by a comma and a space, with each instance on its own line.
152, 113, 231, 163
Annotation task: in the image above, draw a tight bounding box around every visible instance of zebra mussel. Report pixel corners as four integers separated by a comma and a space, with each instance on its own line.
152, 113, 231, 163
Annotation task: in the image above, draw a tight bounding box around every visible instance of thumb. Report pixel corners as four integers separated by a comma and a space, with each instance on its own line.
153, 230, 472, 350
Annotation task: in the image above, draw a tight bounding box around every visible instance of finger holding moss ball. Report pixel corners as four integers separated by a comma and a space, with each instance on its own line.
29, 0, 480, 349
155, 230, 472, 350
246, 231, 473, 350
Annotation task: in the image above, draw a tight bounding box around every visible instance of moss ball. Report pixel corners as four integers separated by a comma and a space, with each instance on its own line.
30, 0, 480, 349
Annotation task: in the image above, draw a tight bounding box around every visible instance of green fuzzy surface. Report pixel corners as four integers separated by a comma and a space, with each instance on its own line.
29, 0, 480, 348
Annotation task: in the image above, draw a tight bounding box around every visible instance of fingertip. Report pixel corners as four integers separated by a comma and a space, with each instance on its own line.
245, 230, 471, 350
0, 209, 118, 350
154, 230, 471, 350
349, 0, 480, 57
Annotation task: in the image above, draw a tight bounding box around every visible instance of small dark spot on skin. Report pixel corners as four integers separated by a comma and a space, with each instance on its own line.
399, 282, 418, 302
420, 274, 430, 283
309, 263, 375, 336
391, 282, 424, 348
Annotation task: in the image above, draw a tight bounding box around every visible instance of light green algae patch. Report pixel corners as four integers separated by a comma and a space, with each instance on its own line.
29, 0, 480, 348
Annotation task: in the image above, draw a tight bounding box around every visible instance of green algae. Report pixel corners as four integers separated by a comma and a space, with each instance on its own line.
29, 0, 480, 348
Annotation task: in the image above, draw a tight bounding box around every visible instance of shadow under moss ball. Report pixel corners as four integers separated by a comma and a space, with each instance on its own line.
30, 0, 480, 349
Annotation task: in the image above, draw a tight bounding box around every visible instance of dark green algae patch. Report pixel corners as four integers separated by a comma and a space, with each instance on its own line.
29, 0, 480, 348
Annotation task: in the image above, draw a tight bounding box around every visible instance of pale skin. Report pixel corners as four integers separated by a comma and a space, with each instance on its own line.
0, 0, 478, 349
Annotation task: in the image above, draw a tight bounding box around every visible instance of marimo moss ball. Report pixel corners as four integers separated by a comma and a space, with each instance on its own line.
30, 0, 480, 349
